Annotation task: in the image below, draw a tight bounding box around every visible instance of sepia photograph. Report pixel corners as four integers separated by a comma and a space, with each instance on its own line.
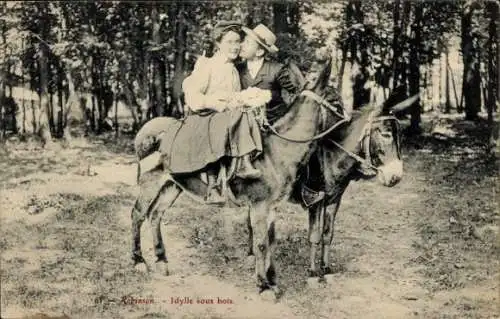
0, 1, 498, 318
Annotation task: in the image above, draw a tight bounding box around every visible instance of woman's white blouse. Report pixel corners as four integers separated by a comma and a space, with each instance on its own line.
182, 53, 241, 112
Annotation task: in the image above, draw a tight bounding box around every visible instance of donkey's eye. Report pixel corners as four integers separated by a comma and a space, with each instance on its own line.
380, 132, 392, 139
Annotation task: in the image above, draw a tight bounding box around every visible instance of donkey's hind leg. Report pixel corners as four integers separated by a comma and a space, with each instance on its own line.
148, 182, 182, 275
250, 201, 280, 300
131, 198, 149, 273
131, 170, 174, 273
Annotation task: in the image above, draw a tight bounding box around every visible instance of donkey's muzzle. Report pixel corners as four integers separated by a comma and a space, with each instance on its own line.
377, 160, 403, 187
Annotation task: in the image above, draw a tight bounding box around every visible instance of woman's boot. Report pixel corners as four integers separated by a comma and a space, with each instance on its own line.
236, 154, 261, 179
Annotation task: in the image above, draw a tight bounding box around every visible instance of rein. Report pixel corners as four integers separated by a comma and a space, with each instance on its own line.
326, 114, 401, 173
262, 88, 401, 172
262, 90, 349, 143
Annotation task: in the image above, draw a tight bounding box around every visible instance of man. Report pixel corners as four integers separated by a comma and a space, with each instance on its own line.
237, 24, 304, 125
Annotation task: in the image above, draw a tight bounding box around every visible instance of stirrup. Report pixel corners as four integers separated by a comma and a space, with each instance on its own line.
205, 188, 225, 205
301, 186, 325, 208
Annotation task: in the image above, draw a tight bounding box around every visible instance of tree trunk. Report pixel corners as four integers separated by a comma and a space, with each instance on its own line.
408, 2, 422, 134
49, 92, 55, 135
351, 1, 370, 108
171, 1, 187, 118
21, 70, 26, 135
445, 49, 451, 113
461, 2, 481, 121
338, 1, 354, 94
118, 58, 140, 128
486, 1, 498, 152
91, 95, 97, 133
439, 53, 443, 108
287, 2, 300, 36
400, 1, 411, 95
91, 53, 106, 134
272, 2, 288, 34
97, 60, 105, 134
391, 0, 401, 90
57, 66, 64, 137
31, 96, 36, 134
62, 70, 76, 143
447, 59, 460, 111
0, 72, 4, 141
151, 2, 167, 118
37, 43, 54, 146
337, 44, 348, 93
0, 22, 6, 140
114, 81, 119, 138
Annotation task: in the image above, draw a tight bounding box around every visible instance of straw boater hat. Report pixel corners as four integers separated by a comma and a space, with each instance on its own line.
242, 24, 279, 54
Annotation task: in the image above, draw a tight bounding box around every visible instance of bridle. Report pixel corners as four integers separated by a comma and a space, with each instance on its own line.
261, 90, 350, 143
262, 88, 401, 173
326, 114, 401, 174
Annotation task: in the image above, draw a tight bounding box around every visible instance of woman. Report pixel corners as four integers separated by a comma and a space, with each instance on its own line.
182, 21, 264, 204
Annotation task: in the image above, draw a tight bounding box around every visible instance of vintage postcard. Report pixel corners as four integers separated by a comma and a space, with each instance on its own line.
0, 1, 498, 318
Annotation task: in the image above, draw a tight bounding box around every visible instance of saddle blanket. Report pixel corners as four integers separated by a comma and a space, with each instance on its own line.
156, 109, 261, 174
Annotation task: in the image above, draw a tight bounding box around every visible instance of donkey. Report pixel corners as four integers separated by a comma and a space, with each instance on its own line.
130, 58, 406, 300
291, 91, 419, 281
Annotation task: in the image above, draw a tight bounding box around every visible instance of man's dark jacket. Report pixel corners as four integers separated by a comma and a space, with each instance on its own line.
237, 59, 303, 124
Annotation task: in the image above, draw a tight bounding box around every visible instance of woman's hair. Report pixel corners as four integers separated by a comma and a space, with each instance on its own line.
212, 21, 242, 43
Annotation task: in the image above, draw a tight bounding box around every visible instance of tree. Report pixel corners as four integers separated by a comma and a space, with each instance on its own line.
408, 2, 422, 133
150, 2, 167, 118
485, 0, 498, 151
461, 0, 482, 121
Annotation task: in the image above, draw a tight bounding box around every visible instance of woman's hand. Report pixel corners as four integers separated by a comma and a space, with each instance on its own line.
239, 87, 272, 108
205, 92, 234, 111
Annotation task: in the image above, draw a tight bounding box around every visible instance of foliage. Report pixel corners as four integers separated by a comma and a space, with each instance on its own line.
0, 0, 497, 140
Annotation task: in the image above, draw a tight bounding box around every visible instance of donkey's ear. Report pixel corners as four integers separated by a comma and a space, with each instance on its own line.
389, 93, 420, 113
305, 57, 332, 93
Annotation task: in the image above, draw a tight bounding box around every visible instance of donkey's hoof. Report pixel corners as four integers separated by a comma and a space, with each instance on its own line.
321, 266, 333, 275
324, 274, 339, 285
306, 277, 325, 288
134, 262, 149, 273
307, 269, 321, 277
259, 289, 278, 303
154, 260, 169, 276
244, 255, 255, 270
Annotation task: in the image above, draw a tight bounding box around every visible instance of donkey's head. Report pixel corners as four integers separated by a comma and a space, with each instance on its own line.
358, 93, 419, 187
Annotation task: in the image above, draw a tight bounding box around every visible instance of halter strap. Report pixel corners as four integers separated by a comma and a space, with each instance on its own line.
263, 90, 348, 143
326, 138, 379, 172
300, 90, 349, 119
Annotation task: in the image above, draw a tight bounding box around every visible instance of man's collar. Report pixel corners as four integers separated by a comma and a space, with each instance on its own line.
247, 57, 265, 66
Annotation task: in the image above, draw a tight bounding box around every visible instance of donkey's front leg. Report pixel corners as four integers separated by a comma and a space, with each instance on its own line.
244, 207, 256, 270
322, 200, 341, 282
307, 203, 323, 279
250, 201, 279, 300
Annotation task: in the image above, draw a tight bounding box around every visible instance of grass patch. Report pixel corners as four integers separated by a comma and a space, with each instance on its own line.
1, 192, 147, 318
406, 120, 499, 292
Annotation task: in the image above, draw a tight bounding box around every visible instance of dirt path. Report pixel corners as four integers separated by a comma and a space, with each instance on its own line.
1, 139, 497, 319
